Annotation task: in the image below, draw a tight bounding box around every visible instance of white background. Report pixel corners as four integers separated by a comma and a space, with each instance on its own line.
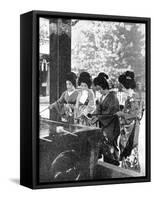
0, 0, 153, 199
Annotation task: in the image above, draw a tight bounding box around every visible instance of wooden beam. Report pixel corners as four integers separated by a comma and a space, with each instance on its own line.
49, 18, 71, 107
97, 160, 141, 178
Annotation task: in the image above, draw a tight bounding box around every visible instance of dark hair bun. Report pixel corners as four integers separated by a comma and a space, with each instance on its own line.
98, 72, 109, 80
79, 72, 91, 78
118, 74, 125, 85
66, 72, 77, 80
125, 71, 134, 80
66, 72, 77, 87
78, 72, 92, 88
118, 71, 136, 89
93, 72, 109, 90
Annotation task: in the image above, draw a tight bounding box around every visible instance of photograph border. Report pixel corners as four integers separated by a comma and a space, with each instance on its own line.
20, 10, 151, 189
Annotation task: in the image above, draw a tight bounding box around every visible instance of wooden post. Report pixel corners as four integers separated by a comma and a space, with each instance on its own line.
49, 19, 71, 119
49, 19, 59, 105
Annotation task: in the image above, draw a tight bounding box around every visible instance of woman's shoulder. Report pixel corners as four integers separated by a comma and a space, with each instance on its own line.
73, 89, 80, 96
61, 90, 67, 97
65, 89, 78, 95
84, 89, 94, 101
73, 90, 79, 97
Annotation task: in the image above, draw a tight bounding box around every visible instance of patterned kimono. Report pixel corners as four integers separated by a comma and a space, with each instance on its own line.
96, 91, 120, 165
119, 93, 143, 171
49, 90, 78, 123
75, 89, 95, 125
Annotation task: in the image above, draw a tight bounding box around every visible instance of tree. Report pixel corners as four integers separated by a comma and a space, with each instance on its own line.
71, 21, 145, 83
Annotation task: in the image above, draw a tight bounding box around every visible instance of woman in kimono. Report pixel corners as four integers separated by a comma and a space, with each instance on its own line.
92, 73, 120, 165
117, 71, 143, 172
48, 72, 78, 123
74, 72, 95, 125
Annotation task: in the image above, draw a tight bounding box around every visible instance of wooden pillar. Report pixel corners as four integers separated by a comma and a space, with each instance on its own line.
49, 19, 59, 104
49, 19, 71, 119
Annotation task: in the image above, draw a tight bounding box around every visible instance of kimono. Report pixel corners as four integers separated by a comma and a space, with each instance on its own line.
75, 89, 95, 125
97, 91, 120, 142
96, 91, 120, 165
119, 93, 143, 172
49, 90, 78, 123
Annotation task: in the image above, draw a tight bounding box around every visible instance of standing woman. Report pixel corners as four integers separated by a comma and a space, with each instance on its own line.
117, 71, 143, 171
75, 72, 95, 125
48, 72, 78, 123
93, 73, 120, 165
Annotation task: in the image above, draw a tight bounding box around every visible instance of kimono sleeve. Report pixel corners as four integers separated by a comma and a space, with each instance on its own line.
85, 90, 96, 114
49, 91, 66, 110
57, 91, 66, 104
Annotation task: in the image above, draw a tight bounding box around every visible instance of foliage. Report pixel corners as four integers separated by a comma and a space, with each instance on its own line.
71, 21, 145, 85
